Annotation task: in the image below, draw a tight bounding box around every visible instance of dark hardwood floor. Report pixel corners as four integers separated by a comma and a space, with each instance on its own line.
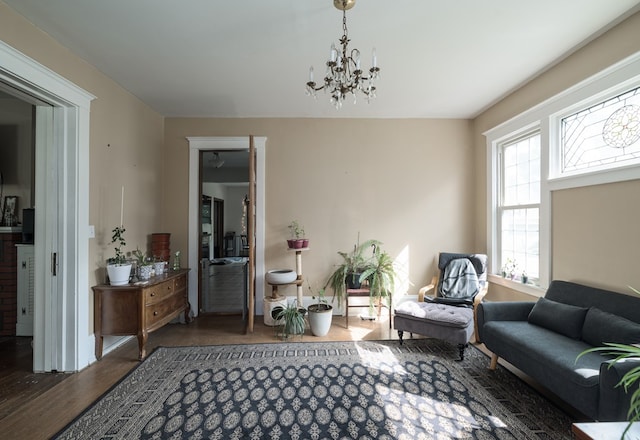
0, 313, 400, 439
0, 311, 585, 439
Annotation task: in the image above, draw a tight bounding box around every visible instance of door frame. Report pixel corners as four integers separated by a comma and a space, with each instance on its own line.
0, 41, 94, 372
187, 137, 266, 319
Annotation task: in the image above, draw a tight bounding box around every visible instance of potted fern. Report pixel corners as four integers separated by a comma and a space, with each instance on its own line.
106, 226, 132, 286
358, 244, 396, 318
326, 236, 381, 304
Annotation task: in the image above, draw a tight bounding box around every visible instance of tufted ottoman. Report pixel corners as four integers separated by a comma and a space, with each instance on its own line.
394, 301, 474, 360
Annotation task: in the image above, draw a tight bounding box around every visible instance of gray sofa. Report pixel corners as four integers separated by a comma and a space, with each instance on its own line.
478, 280, 640, 421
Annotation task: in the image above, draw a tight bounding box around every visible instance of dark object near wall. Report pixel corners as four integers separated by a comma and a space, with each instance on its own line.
22, 208, 34, 243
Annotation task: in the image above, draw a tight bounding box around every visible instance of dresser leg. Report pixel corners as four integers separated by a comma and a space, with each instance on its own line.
95, 334, 103, 361
138, 331, 147, 360
184, 302, 192, 323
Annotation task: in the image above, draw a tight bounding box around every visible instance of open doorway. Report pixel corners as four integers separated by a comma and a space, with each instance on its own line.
199, 149, 250, 317
187, 136, 266, 333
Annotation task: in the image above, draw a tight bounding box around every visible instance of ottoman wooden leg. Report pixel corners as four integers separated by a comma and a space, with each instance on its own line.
398, 330, 404, 345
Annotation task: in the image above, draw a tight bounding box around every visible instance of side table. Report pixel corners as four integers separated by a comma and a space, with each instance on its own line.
345, 288, 392, 329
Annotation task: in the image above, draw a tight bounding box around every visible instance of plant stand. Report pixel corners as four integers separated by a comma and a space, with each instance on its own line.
264, 247, 308, 326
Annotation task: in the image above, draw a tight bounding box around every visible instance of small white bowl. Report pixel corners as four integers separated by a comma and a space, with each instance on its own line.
266, 269, 297, 285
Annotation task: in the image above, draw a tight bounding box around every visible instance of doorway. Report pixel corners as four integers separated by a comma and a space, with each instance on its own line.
0, 40, 94, 372
200, 150, 249, 316
187, 137, 266, 332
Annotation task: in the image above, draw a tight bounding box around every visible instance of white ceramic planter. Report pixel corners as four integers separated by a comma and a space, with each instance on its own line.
308, 304, 333, 336
266, 269, 297, 285
106, 263, 132, 286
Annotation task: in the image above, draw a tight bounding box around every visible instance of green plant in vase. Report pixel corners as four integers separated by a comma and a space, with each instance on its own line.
326, 235, 381, 304
359, 244, 396, 317
106, 226, 132, 286
271, 300, 306, 340
133, 247, 153, 280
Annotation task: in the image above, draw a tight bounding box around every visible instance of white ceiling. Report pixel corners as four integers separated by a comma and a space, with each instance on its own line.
5, 0, 640, 119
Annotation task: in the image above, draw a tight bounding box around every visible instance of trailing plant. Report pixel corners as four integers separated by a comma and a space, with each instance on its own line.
109, 226, 127, 265
325, 235, 381, 304
271, 300, 306, 340
577, 286, 640, 438
359, 244, 396, 312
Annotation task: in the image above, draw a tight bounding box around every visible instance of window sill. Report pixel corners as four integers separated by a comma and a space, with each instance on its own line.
488, 274, 546, 298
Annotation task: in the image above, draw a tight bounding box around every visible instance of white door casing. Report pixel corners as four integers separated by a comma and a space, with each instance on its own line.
0, 40, 94, 372
187, 137, 266, 320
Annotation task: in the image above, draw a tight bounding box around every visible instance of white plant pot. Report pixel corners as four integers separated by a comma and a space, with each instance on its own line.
106, 263, 132, 286
308, 304, 333, 336
266, 269, 297, 285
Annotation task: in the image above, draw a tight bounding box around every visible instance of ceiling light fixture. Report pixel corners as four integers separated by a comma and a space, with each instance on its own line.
210, 152, 225, 168
305, 0, 380, 109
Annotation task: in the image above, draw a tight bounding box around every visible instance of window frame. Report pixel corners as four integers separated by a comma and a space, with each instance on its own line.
498, 130, 541, 284
486, 51, 640, 296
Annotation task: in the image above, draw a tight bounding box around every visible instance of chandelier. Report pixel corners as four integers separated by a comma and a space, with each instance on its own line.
305, 0, 380, 109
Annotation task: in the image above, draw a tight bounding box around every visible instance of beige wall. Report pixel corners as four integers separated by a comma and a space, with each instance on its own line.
164, 118, 476, 299
473, 11, 640, 296
0, 3, 165, 331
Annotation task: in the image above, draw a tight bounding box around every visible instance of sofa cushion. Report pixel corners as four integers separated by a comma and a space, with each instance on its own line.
582, 307, 640, 346
528, 297, 588, 340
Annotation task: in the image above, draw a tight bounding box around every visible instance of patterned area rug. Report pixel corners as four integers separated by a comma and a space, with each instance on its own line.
53, 340, 573, 439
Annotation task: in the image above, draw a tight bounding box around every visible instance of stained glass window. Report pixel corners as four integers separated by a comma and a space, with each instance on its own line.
561, 86, 640, 173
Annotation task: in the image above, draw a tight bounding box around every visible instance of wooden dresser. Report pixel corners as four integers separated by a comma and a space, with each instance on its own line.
93, 269, 190, 360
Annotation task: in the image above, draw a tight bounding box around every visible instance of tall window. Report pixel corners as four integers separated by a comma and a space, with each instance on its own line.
499, 133, 540, 281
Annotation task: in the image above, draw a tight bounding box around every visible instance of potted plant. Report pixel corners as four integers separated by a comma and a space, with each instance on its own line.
287, 220, 307, 249
271, 300, 306, 340
326, 236, 381, 304
106, 226, 132, 286
307, 282, 333, 337
132, 247, 153, 280
578, 286, 640, 438
359, 244, 396, 318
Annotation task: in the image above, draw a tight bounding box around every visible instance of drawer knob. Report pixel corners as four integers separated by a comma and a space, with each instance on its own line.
154, 311, 158, 316
150, 292, 155, 297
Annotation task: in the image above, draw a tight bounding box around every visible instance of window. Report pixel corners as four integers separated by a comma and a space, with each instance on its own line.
499, 133, 540, 281
486, 52, 640, 294
561, 85, 640, 175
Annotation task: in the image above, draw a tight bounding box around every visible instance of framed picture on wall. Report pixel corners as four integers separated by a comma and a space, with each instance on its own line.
2, 196, 17, 226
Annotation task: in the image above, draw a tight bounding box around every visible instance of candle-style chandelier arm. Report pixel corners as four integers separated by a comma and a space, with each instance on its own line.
305, 0, 380, 109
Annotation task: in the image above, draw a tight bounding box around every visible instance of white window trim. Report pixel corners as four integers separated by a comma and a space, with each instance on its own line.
486, 50, 640, 295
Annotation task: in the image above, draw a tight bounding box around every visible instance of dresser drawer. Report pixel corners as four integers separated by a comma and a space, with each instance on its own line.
144, 280, 174, 305
145, 294, 186, 328
173, 274, 187, 292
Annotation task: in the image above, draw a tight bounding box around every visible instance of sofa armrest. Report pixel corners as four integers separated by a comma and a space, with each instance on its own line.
599, 358, 640, 421
477, 301, 535, 343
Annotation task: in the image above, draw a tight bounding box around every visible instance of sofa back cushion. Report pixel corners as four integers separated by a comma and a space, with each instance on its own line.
582, 307, 640, 346
545, 281, 640, 324
528, 297, 588, 339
